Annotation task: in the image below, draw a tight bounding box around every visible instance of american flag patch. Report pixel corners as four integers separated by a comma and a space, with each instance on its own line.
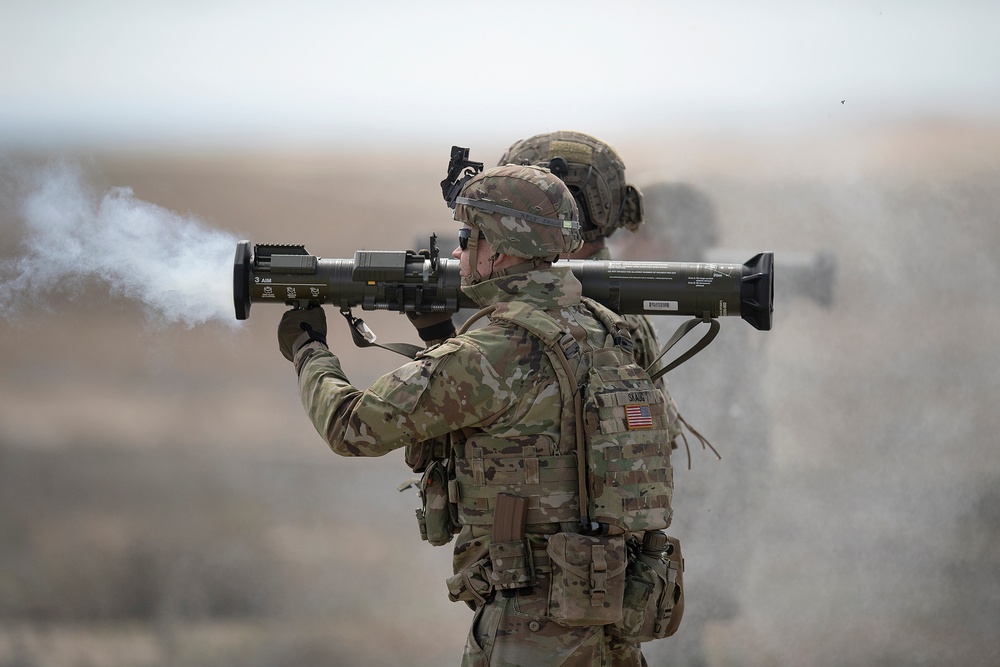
625, 404, 653, 430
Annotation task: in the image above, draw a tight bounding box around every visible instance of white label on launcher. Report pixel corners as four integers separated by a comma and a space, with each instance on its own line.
644, 300, 679, 311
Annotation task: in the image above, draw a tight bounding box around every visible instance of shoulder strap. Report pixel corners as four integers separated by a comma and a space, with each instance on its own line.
488, 302, 599, 533
646, 315, 721, 381
340, 308, 424, 359
580, 297, 636, 354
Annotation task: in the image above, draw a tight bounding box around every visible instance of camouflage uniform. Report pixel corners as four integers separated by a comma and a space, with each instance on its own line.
293, 264, 658, 666
285, 163, 677, 666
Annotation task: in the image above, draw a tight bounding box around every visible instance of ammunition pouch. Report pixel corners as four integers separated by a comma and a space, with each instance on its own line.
489, 493, 534, 596
489, 539, 534, 594
415, 460, 458, 546
611, 533, 685, 642
546, 532, 627, 627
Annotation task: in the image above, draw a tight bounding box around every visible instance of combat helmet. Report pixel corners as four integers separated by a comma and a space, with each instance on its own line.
498, 130, 643, 242
455, 164, 582, 273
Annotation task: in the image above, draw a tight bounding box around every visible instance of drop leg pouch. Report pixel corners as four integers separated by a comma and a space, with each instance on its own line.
612, 535, 685, 642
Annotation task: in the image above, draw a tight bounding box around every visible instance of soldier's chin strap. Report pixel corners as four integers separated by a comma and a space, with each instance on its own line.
340, 307, 423, 360
488, 257, 552, 278
646, 313, 721, 382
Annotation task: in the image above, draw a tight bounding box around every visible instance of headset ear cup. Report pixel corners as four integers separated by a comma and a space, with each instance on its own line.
620, 184, 644, 232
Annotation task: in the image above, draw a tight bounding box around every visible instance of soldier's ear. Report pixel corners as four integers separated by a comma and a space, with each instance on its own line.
619, 185, 644, 232
491, 252, 519, 270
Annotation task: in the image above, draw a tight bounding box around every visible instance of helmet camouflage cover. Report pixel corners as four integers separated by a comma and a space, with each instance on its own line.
455, 164, 583, 260
498, 130, 644, 242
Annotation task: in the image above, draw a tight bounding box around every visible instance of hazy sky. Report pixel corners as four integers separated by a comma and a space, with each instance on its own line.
2, 0, 999, 147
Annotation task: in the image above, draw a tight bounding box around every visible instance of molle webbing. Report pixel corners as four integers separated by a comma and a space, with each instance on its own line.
453, 436, 581, 527
589, 368, 672, 435
452, 299, 674, 535
533, 298, 675, 533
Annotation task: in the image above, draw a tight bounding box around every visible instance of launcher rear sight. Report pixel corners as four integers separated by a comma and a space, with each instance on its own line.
234, 238, 774, 331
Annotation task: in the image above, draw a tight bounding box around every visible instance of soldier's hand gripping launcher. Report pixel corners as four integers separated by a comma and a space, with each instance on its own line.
232, 236, 774, 330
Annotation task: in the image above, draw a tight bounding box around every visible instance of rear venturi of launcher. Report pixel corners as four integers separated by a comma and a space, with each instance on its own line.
233, 239, 774, 331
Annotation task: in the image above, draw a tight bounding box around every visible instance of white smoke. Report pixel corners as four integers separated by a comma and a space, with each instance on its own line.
0, 159, 240, 327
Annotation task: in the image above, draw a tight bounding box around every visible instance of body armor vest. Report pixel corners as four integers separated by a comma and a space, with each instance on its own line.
451, 298, 675, 535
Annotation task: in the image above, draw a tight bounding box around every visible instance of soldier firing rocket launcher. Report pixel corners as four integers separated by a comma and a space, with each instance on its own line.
232, 236, 774, 330
233, 144, 774, 344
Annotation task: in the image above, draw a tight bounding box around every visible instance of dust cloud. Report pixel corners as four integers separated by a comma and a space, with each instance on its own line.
0, 158, 239, 328
620, 126, 1000, 666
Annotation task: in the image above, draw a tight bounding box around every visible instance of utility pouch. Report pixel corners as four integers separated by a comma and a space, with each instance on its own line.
446, 557, 494, 609
546, 532, 627, 627
611, 533, 685, 642
416, 460, 457, 546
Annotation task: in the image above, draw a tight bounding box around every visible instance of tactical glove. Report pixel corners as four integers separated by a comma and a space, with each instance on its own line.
278, 307, 328, 361
406, 310, 457, 343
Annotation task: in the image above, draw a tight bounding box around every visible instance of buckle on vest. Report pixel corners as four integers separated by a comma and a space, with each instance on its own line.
590, 544, 608, 606
558, 333, 580, 359
613, 334, 634, 355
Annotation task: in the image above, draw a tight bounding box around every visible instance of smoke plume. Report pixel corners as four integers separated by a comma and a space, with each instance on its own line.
0, 159, 239, 327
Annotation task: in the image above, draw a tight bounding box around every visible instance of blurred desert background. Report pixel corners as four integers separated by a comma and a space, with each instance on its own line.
3, 2, 1000, 666
3, 120, 999, 667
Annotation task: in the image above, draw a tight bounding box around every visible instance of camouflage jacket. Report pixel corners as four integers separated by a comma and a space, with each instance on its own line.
293, 267, 622, 598
293, 266, 606, 457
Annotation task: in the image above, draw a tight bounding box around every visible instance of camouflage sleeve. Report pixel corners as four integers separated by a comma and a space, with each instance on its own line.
292, 339, 511, 458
